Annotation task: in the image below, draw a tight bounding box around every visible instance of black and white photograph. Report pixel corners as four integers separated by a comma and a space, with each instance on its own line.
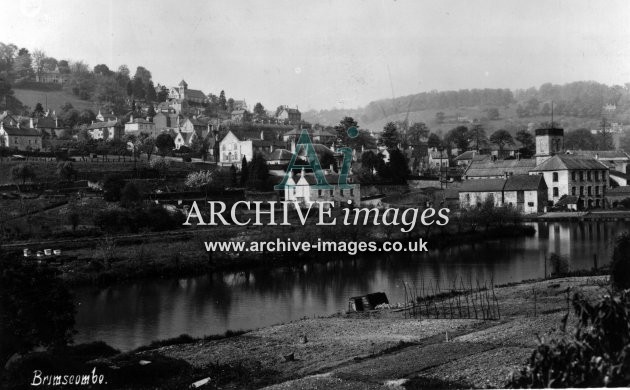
1, 0, 630, 388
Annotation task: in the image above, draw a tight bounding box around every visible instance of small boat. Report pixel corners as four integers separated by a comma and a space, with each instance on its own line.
348, 292, 389, 312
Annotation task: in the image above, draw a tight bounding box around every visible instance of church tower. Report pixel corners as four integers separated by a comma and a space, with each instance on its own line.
535, 127, 564, 165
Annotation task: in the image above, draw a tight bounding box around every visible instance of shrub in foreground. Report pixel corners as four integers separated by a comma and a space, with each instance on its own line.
509, 290, 630, 388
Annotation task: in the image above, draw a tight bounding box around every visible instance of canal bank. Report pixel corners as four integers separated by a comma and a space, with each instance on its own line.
52, 276, 611, 389
523, 210, 630, 222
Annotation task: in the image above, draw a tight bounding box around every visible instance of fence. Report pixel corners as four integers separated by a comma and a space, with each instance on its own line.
400, 276, 500, 320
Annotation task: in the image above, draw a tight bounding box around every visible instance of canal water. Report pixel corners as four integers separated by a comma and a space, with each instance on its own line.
73, 221, 629, 351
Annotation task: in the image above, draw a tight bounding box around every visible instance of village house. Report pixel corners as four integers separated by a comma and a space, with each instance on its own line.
86, 120, 124, 141
463, 158, 537, 179
428, 148, 449, 169
529, 154, 609, 209
96, 110, 118, 122
218, 129, 287, 167
230, 109, 252, 123
458, 174, 547, 213
0, 122, 42, 151
124, 116, 156, 134
276, 105, 301, 125
153, 112, 182, 133
283, 168, 361, 208
35, 66, 69, 84
565, 150, 630, 186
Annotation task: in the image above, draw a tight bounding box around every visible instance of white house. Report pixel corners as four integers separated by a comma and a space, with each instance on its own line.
86, 120, 124, 141
218, 129, 285, 167
283, 168, 360, 208
428, 148, 449, 169
458, 175, 547, 213
125, 116, 155, 134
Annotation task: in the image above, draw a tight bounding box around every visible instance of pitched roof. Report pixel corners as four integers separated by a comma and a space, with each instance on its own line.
429, 150, 448, 159
504, 174, 546, 191
87, 120, 119, 130
459, 178, 506, 192
34, 117, 59, 128
186, 89, 206, 100
0, 124, 41, 136
465, 158, 537, 177
269, 149, 293, 161
454, 150, 476, 161
531, 155, 608, 172
566, 150, 630, 160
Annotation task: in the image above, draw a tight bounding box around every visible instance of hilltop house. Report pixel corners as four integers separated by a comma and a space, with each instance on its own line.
35, 66, 69, 84
168, 80, 207, 105
276, 106, 301, 124
230, 109, 252, 123
0, 122, 42, 151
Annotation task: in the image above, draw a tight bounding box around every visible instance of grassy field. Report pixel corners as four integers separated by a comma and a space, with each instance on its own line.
13, 88, 97, 112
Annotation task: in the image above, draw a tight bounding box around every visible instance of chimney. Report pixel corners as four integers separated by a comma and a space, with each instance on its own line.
260, 130, 264, 140
30, 118, 34, 128
55, 118, 58, 127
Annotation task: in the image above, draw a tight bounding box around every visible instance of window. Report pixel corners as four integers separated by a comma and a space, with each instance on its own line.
350, 189, 354, 196
587, 171, 591, 181
528, 202, 534, 207
587, 186, 592, 196
595, 171, 599, 181
329, 189, 333, 196
340, 189, 344, 196
552, 172, 558, 182
580, 186, 584, 195
318, 189, 322, 196
553, 187, 559, 197
571, 187, 576, 196
595, 186, 599, 195
579, 172, 584, 181
571, 172, 576, 181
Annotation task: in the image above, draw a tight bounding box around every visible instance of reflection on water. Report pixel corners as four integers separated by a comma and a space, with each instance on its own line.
73, 221, 629, 351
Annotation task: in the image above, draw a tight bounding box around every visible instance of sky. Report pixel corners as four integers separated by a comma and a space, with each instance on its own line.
4, 0, 630, 111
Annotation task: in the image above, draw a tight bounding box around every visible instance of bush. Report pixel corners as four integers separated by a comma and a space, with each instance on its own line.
102, 174, 125, 202
510, 290, 630, 388
611, 232, 630, 290
0, 255, 75, 367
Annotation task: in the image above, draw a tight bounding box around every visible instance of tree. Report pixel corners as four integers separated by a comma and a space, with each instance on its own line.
146, 80, 157, 102
247, 153, 270, 190
515, 130, 535, 157
489, 129, 515, 153
427, 133, 442, 149
227, 98, 235, 113
155, 133, 175, 156
31, 48, 46, 76
133, 66, 152, 85
407, 122, 429, 146
445, 126, 469, 151
102, 174, 125, 201
485, 107, 500, 120
141, 135, 156, 160
253, 102, 266, 119
56, 161, 77, 182
94, 76, 126, 114
120, 181, 142, 207
564, 128, 597, 150
150, 157, 171, 179
13, 48, 33, 80
11, 164, 36, 185
379, 122, 399, 150
126, 80, 133, 97
147, 105, 156, 119
0, 255, 75, 367
77, 109, 96, 125
240, 156, 249, 186
93, 63, 112, 76
132, 76, 146, 100
334, 116, 358, 147
156, 86, 169, 102
468, 124, 487, 151
218, 90, 227, 110
32, 102, 45, 117
387, 149, 411, 184
185, 170, 215, 201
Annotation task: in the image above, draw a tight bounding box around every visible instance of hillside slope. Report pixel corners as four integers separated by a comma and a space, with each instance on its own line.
13, 88, 97, 113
